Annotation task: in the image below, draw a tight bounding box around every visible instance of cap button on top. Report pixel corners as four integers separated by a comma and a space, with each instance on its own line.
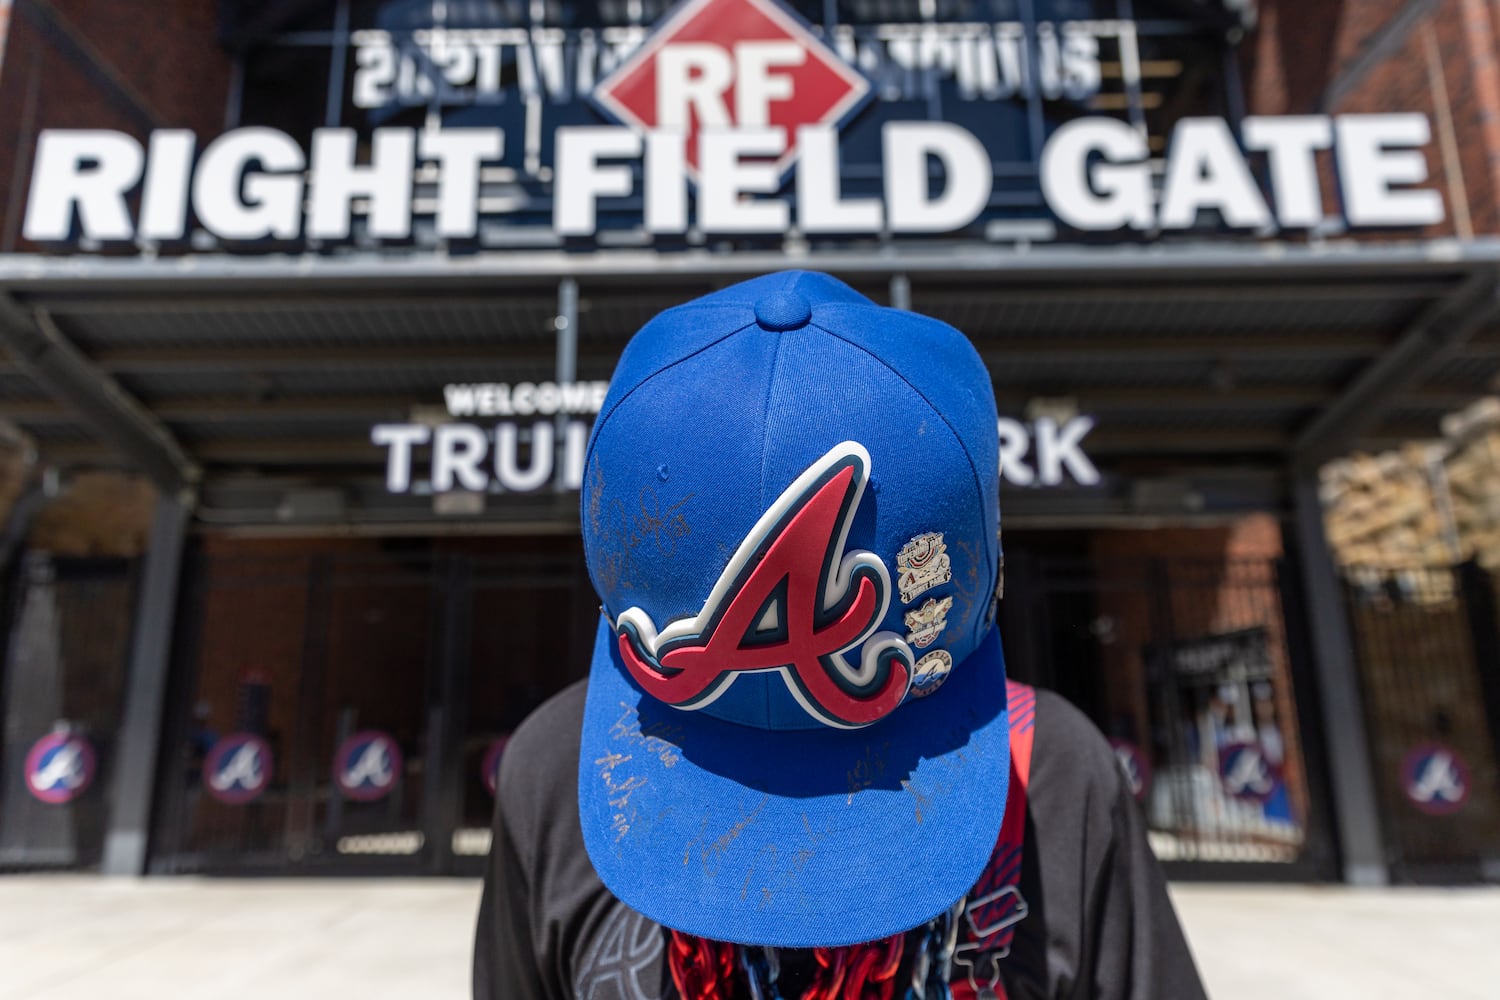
754, 290, 813, 332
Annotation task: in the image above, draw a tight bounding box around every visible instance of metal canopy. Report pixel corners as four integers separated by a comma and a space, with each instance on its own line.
2, 239, 1499, 526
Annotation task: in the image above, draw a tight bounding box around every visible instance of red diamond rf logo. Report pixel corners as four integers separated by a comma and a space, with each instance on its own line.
592, 0, 870, 180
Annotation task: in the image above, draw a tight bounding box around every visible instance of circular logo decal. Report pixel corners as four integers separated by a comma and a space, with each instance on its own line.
1108, 739, 1151, 804
482, 735, 511, 797
908, 649, 954, 698
334, 730, 403, 802
205, 733, 273, 804
1218, 741, 1281, 803
1401, 743, 1471, 815
24, 733, 96, 804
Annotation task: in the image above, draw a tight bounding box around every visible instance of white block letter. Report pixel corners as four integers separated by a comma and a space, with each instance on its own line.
139, 130, 196, 241
1040, 118, 1152, 231
797, 125, 882, 232
432, 424, 490, 492
308, 127, 415, 239
656, 43, 733, 130
1243, 116, 1331, 228
1158, 118, 1270, 230
495, 422, 554, 492
24, 130, 144, 241
997, 418, 1034, 486
698, 129, 789, 233
193, 128, 306, 241
1035, 417, 1099, 486
883, 122, 992, 233
372, 424, 431, 493
1336, 114, 1444, 227
555, 127, 642, 236
734, 41, 804, 127
420, 129, 503, 238
645, 131, 688, 234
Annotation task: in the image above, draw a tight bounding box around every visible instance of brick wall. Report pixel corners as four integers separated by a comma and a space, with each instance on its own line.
1246, 0, 1500, 237
0, 0, 230, 251
0, 2, 13, 77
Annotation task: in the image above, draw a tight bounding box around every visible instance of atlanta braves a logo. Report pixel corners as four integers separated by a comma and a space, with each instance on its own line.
614, 442, 914, 729
1402, 744, 1470, 815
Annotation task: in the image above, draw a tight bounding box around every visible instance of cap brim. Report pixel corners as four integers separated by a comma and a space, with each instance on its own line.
578, 616, 1010, 948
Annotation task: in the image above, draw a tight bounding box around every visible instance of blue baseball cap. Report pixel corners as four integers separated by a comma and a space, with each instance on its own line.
578, 271, 1007, 948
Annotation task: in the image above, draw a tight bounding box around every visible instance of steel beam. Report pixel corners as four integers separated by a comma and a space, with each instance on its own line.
889, 274, 911, 311
1293, 273, 1500, 466
980, 332, 1389, 364
125, 388, 1351, 420
0, 383, 1477, 432
4, 239, 1498, 290
93, 345, 577, 372
11, 382, 1461, 424
18, 280, 1452, 323
1288, 470, 1389, 886
58, 331, 1392, 373
219, 0, 340, 50
555, 278, 579, 495
0, 388, 1330, 425
1318, 0, 1440, 113
24, 291, 563, 314
0, 335, 1460, 378
100, 494, 190, 876
0, 297, 199, 495
46, 427, 1289, 465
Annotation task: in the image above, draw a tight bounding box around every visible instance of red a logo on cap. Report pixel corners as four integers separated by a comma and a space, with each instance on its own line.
592, 0, 870, 179
614, 442, 913, 729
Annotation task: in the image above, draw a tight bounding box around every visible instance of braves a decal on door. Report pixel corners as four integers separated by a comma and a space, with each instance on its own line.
613, 441, 915, 729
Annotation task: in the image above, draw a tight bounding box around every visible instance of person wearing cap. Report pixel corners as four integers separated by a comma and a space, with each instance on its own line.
474, 272, 1207, 1000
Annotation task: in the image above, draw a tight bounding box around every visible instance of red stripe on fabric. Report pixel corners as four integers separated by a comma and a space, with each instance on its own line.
950, 681, 1036, 1000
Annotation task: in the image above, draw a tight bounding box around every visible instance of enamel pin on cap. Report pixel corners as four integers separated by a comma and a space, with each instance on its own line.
897, 532, 952, 604
904, 596, 953, 649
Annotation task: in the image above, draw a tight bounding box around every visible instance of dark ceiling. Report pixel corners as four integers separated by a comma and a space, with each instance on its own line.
1, 245, 1496, 526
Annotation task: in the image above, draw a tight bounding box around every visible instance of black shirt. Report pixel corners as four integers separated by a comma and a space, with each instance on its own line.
474, 681, 1208, 1000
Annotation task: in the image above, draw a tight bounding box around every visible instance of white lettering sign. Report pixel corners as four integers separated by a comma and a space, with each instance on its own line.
377, 414, 1097, 494
997, 416, 1100, 487
344, 22, 1111, 111
373, 420, 591, 494
442, 381, 609, 417
22, 115, 1443, 244
1037, 113, 1443, 232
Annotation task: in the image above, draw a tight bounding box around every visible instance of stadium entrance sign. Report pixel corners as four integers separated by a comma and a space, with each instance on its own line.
21, 0, 1445, 246
24, 112, 1444, 244
371, 384, 1098, 495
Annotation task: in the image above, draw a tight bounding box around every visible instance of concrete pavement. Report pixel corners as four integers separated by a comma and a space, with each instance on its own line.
1172, 883, 1500, 999
0, 876, 1495, 999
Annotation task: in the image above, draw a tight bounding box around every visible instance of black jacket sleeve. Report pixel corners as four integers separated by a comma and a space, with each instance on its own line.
474, 788, 550, 1000
473, 684, 593, 1000
1016, 690, 1208, 1000
474, 683, 662, 1000
1086, 747, 1207, 999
